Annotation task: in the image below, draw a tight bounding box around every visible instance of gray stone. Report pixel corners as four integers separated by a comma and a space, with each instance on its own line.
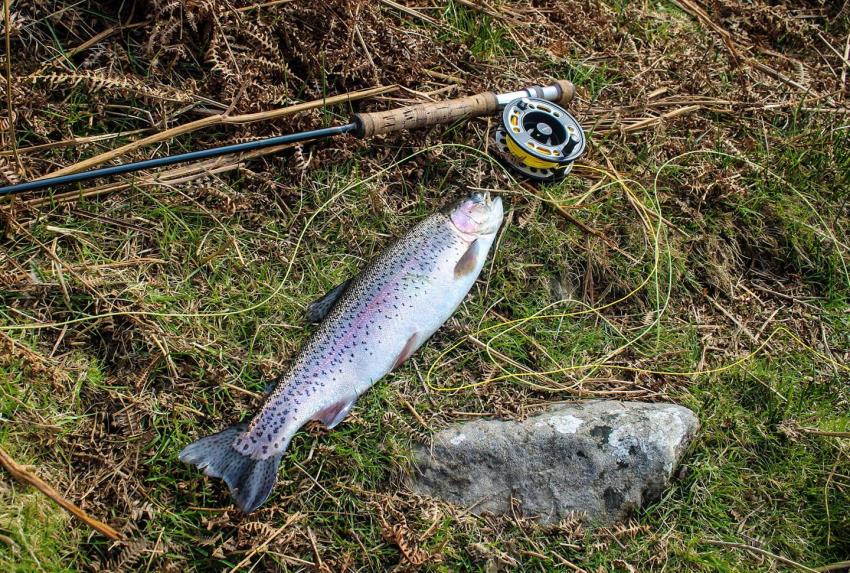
410, 400, 699, 524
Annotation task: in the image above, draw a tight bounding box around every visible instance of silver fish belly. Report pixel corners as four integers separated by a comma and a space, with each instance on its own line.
180, 193, 503, 513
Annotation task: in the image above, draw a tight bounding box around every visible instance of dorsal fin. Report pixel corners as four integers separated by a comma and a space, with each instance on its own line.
305, 279, 351, 323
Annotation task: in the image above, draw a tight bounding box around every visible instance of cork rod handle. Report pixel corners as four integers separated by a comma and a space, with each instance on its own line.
353, 80, 575, 138
353, 92, 498, 138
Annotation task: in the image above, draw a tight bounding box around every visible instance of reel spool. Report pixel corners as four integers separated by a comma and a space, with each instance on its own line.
493, 97, 586, 182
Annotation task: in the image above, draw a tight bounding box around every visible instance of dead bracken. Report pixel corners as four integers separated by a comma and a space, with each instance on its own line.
0, 0, 848, 571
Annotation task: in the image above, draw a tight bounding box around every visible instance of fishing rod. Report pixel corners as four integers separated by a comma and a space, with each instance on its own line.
0, 80, 586, 197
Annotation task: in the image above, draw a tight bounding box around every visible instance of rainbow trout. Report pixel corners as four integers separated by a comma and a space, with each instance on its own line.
180, 192, 504, 513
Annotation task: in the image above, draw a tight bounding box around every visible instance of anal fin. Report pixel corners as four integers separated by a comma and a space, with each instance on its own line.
312, 394, 357, 429
306, 279, 352, 323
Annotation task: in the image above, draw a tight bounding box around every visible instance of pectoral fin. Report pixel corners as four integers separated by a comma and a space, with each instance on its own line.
454, 239, 480, 278
306, 279, 351, 323
312, 394, 358, 429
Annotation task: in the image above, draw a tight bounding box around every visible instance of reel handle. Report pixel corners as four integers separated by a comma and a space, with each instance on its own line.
352, 80, 574, 138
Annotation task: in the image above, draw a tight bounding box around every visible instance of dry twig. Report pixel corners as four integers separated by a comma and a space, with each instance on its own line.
0, 447, 121, 540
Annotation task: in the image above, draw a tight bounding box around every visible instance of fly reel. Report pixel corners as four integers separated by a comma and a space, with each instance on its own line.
493, 97, 586, 182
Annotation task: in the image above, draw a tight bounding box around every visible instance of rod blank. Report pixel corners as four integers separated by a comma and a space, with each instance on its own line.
0, 123, 356, 197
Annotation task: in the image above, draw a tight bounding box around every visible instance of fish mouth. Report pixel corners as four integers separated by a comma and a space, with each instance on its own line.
470, 191, 493, 205
449, 191, 503, 235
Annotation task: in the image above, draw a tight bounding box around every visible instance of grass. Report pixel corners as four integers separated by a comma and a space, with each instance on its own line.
1, 0, 849, 571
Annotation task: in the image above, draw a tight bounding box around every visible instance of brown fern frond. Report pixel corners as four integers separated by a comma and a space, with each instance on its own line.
0, 156, 21, 185
27, 71, 192, 103
205, 31, 238, 81
148, 18, 183, 55
239, 521, 277, 537
240, 22, 279, 55
107, 538, 152, 573
383, 523, 430, 565
518, 194, 541, 228
240, 55, 291, 76
292, 143, 308, 175
610, 520, 650, 539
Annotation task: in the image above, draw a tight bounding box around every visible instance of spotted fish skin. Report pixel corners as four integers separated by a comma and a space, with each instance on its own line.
180, 193, 504, 513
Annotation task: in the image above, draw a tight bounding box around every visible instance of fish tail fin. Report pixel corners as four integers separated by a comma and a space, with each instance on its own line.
179, 423, 284, 514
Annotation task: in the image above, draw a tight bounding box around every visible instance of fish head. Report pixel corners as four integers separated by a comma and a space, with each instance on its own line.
448, 191, 504, 236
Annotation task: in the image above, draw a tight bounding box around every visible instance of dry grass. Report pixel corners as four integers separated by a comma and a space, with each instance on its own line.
0, 0, 849, 571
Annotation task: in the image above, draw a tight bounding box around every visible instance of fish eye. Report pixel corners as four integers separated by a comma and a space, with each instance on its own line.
470, 192, 485, 203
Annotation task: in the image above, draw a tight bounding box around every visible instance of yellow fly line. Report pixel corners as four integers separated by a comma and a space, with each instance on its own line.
425, 151, 850, 393
0, 145, 846, 394
505, 135, 565, 171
